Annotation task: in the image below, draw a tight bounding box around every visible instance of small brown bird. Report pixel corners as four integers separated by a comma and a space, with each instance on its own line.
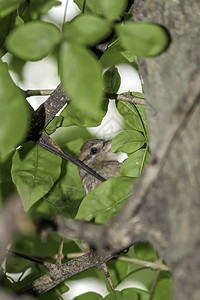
79, 139, 122, 195
79, 139, 121, 293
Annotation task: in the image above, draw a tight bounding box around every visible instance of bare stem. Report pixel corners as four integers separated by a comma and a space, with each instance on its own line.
149, 269, 160, 300
25, 89, 54, 97
118, 256, 170, 272
24, 89, 146, 105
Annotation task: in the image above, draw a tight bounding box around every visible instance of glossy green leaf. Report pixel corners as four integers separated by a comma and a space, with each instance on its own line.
44, 157, 85, 219
43, 139, 85, 218
119, 149, 150, 177
116, 22, 169, 57
103, 66, 121, 93
0, 60, 29, 162
117, 101, 147, 133
63, 14, 111, 46
60, 42, 103, 119
6, 21, 61, 61
61, 99, 108, 127
112, 130, 146, 154
11, 142, 62, 211
76, 177, 135, 223
153, 278, 173, 300
0, 0, 20, 18
100, 0, 127, 21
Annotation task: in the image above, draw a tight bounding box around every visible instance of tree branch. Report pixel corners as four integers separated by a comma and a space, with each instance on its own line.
0, 194, 33, 265
25, 84, 69, 142
30, 251, 116, 295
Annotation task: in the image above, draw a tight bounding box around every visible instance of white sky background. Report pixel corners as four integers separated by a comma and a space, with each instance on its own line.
5, 0, 144, 298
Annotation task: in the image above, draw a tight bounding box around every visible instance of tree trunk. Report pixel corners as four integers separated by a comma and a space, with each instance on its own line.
133, 1, 200, 299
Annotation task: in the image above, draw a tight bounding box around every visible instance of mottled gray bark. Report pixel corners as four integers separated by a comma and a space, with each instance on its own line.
133, 1, 200, 299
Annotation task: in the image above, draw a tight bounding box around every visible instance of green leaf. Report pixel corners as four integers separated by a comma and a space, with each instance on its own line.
117, 101, 147, 133
99, 46, 129, 68
11, 142, 62, 211
104, 288, 149, 300
112, 130, 146, 154
74, 292, 103, 300
63, 14, 111, 46
116, 22, 169, 57
0, 60, 29, 162
61, 99, 108, 127
103, 66, 121, 93
119, 149, 150, 177
130, 91, 145, 99
45, 116, 64, 134
6, 21, 61, 61
0, 0, 20, 18
76, 177, 135, 223
60, 42, 103, 119
42, 139, 85, 218
8, 56, 26, 81
22, 0, 61, 21
0, 13, 15, 54
74, 0, 102, 15
100, 0, 127, 21
153, 278, 173, 300
0, 155, 16, 203
107, 259, 129, 288
5, 256, 33, 274
134, 242, 158, 262
44, 157, 85, 219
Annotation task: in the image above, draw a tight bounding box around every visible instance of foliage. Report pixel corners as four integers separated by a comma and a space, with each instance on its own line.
0, 0, 171, 299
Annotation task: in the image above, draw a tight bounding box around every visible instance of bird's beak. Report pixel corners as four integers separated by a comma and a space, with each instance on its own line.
103, 139, 112, 153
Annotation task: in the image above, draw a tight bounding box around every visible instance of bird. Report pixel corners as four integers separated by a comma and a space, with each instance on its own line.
79, 139, 122, 195
79, 139, 122, 294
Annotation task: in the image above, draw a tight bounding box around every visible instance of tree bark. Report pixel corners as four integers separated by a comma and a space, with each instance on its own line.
133, 1, 200, 299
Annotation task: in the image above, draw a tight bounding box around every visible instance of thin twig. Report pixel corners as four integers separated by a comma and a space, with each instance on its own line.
107, 92, 145, 105
118, 256, 170, 272
25, 89, 54, 97
24, 89, 146, 105
101, 263, 116, 295
56, 239, 64, 264
149, 269, 160, 300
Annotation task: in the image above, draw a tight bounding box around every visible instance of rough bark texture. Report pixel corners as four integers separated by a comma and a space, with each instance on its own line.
133, 1, 200, 299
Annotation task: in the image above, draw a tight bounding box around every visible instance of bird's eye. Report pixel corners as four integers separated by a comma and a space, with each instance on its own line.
90, 147, 98, 155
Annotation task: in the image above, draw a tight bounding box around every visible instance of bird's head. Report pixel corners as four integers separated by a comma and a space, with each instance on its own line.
79, 139, 118, 168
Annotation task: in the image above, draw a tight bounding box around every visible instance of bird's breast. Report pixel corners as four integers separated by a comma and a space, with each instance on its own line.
81, 161, 122, 195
